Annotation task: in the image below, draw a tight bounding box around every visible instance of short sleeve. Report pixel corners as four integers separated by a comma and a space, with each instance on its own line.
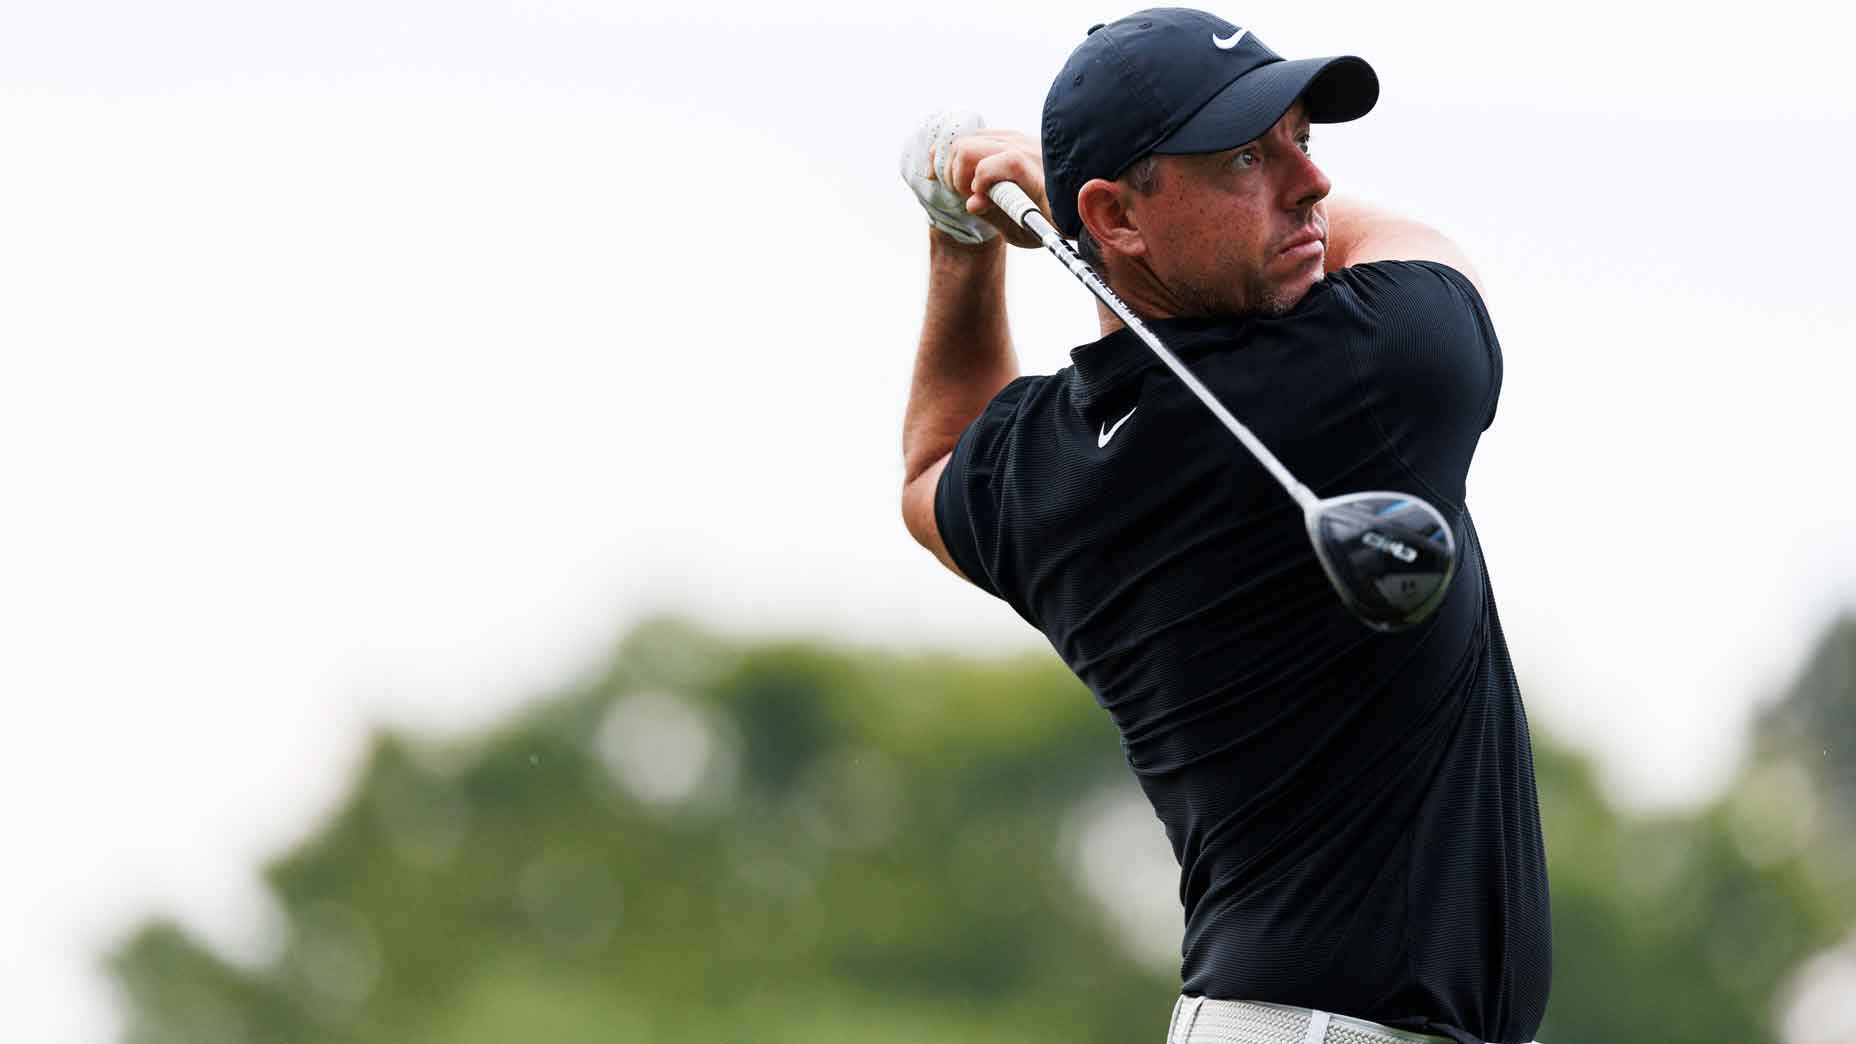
1335, 261, 1504, 508
933, 376, 1039, 599
1429, 262, 1501, 432
1445, 266, 1503, 433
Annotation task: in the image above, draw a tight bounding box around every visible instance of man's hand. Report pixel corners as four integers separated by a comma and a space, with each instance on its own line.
900, 112, 1051, 250
942, 126, 1050, 250
900, 111, 1001, 245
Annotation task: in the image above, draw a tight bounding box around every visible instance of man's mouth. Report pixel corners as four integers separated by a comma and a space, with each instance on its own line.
1277, 228, 1325, 262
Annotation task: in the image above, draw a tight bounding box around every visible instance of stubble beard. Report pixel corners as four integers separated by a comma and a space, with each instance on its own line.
1172, 264, 1321, 320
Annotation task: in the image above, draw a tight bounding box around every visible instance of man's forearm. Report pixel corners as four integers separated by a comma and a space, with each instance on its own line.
901, 229, 1020, 483
1323, 194, 1480, 290
1323, 194, 1404, 272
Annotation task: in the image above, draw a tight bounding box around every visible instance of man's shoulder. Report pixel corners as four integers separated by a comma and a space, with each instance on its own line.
1323, 258, 1484, 311
991, 373, 1047, 407
963, 373, 1051, 443
1317, 259, 1497, 352
943, 373, 1056, 481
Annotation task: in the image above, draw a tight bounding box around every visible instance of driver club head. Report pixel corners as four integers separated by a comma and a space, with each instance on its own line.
1304, 492, 1459, 632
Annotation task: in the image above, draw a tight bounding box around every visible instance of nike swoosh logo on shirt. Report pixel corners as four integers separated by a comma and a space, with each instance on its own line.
1098, 407, 1137, 448
1213, 28, 1248, 50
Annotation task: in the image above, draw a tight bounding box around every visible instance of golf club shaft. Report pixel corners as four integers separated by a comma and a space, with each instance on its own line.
986, 181, 1317, 511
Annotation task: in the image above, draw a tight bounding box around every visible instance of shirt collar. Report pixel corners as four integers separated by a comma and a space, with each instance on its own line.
1067, 315, 1249, 410
1065, 280, 1335, 410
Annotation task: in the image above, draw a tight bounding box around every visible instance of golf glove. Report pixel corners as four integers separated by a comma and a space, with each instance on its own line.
900, 110, 998, 245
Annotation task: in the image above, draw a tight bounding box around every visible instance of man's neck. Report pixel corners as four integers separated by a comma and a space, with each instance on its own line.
1094, 255, 1195, 335
1095, 300, 1125, 336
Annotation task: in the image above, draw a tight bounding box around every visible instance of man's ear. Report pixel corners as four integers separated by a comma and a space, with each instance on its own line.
1076, 178, 1146, 258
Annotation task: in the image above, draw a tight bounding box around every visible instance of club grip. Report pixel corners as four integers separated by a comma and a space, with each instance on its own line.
986, 181, 1041, 229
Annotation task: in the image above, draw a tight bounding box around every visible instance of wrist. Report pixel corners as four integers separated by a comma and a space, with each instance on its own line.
929, 227, 1007, 303
925, 225, 1009, 336
929, 224, 1007, 258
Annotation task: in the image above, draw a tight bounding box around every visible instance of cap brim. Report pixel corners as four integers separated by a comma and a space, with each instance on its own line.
1152, 55, 1378, 156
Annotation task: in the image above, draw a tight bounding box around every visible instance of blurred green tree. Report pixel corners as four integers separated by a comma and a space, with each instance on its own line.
109, 615, 1855, 1043
1750, 613, 1856, 921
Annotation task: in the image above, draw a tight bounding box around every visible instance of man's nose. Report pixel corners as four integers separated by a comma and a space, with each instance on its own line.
1286, 150, 1332, 210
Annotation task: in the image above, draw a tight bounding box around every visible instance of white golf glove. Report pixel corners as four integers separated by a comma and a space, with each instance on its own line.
899, 110, 999, 245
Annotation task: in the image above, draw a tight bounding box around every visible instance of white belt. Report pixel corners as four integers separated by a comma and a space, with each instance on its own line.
1166, 998, 1497, 1044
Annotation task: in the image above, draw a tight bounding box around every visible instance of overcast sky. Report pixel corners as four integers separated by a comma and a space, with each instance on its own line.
3, 1, 1854, 1040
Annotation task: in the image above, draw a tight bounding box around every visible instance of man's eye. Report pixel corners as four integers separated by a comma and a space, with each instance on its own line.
1232, 150, 1260, 169
1297, 135, 1312, 155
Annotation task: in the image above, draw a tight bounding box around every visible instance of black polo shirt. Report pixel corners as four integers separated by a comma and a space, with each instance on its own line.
934, 261, 1549, 1044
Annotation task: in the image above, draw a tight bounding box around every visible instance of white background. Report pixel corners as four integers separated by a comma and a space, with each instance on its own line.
3, 1, 1853, 1039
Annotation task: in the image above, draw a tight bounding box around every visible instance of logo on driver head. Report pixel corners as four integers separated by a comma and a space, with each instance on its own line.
1362, 530, 1419, 563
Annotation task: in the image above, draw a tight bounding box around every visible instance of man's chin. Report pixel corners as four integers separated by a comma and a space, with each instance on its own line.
1259, 269, 1324, 317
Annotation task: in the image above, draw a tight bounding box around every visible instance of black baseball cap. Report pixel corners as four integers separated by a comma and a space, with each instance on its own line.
1042, 8, 1379, 237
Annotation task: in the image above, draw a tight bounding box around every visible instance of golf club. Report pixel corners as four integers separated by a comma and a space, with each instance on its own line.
985, 180, 1459, 632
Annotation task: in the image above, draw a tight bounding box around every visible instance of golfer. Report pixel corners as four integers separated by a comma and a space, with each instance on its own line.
898, 9, 1548, 1044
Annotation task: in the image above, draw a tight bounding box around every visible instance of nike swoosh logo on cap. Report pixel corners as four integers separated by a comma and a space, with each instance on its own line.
1098, 407, 1137, 448
1212, 28, 1248, 49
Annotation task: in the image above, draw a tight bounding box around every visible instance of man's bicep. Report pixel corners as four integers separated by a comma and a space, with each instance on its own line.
901, 454, 969, 581
903, 376, 1033, 598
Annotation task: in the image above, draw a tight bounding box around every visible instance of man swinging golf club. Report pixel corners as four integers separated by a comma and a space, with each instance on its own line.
898, 8, 1549, 1044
